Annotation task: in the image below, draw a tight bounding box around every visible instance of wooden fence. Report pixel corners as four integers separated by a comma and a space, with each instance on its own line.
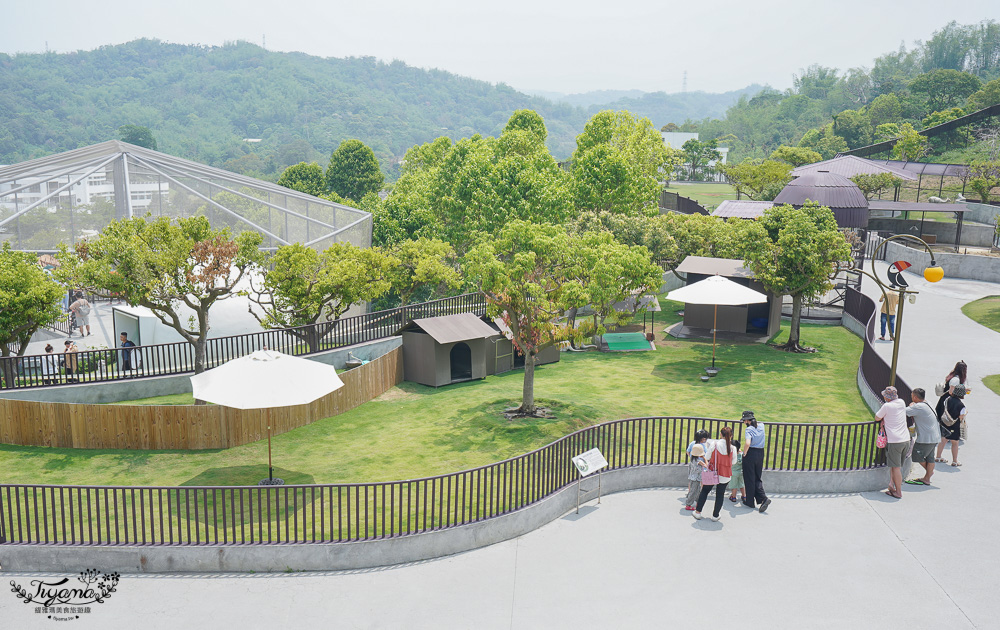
0, 347, 403, 451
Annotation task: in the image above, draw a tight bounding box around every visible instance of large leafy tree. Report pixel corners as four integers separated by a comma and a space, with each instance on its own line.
850, 173, 904, 200
908, 69, 982, 113
967, 78, 1000, 111
58, 216, 265, 374
742, 202, 852, 353
769, 145, 822, 167
385, 237, 461, 307
326, 139, 385, 202
718, 159, 793, 201
569, 231, 663, 340
117, 124, 157, 150
464, 221, 580, 417
891, 123, 929, 162
571, 110, 668, 216
0, 244, 65, 387
276, 162, 327, 197
249, 242, 394, 352
681, 138, 721, 178
431, 112, 572, 254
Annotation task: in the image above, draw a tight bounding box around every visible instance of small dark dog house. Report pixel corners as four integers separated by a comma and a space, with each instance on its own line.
675, 256, 781, 338
399, 313, 499, 387
483, 318, 560, 375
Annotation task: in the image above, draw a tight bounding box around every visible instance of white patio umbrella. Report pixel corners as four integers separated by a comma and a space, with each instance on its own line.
190, 350, 344, 484
667, 275, 768, 369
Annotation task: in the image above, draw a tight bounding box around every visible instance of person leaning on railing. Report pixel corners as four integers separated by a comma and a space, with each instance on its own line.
740, 410, 771, 513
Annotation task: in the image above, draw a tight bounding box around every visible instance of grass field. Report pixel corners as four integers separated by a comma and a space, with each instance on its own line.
961, 295, 1000, 333
665, 182, 738, 210
0, 302, 870, 488
984, 374, 1000, 397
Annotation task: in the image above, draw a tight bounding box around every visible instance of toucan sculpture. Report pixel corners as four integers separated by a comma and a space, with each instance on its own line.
887, 261, 912, 288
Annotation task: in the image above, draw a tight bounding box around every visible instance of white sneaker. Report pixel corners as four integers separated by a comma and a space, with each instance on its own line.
692, 512, 703, 520
708, 515, 720, 522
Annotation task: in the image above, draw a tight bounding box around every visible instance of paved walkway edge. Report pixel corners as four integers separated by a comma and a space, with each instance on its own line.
0, 464, 887, 573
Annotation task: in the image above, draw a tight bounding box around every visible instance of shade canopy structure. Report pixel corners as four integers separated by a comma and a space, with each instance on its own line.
667, 275, 768, 368
0, 140, 372, 252
190, 350, 345, 483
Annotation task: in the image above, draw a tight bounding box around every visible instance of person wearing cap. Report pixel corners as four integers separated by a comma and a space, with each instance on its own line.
740, 411, 771, 513
876, 386, 909, 498
936, 384, 967, 467
684, 444, 706, 511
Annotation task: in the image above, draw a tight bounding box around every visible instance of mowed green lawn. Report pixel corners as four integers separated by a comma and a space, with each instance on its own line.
0, 309, 869, 488
664, 183, 738, 210
962, 295, 1000, 333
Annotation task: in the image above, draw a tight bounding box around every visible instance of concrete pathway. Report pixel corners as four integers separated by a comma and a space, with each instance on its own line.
3, 266, 999, 629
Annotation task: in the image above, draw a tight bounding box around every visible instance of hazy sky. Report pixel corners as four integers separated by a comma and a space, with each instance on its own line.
4, 1, 997, 95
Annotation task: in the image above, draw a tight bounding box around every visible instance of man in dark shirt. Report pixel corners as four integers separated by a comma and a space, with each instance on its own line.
120, 332, 136, 371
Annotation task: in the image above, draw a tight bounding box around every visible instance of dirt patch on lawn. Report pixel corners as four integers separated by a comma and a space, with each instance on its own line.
373, 387, 420, 402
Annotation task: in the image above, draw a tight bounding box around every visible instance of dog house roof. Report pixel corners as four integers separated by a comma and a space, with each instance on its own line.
403, 312, 499, 345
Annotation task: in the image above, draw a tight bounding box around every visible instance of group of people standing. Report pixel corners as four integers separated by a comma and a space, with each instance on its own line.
684, 410, 771, 522
875, 360, 969, 499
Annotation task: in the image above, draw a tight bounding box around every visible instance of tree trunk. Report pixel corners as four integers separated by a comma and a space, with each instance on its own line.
779, 293, 816, 353
519, 352, 536, 415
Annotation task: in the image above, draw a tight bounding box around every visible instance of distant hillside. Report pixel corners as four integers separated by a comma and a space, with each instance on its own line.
556, 89, 648, 108
596, 85, 766, 126
0, 39, 592, 179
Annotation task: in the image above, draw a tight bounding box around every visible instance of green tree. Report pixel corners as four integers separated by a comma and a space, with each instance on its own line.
718, 159, 793, 201
681, 138, 721, 179
570, 231, 663, 340
249, 242, 394, 352
742, 202, 852, 352
968, 159, 1000, 203
967, 78, 1000, 110
891, 123, 929, 162
326, 139, 385, 202
571, 110, 668, 216
0, 244, 66, 386
908, 69, 983, 113
832, 109, 873, 148
385, 237, 461, 306
276, 162, 326, 197
117, 124, 157, 150
58, 215, 264, 374
659, 213, 747, 274
866, 93, 903, 128
769, 145, 822, 167
850, 173, 904, 200
798, 125, 850, 160
464, 221, 580, 416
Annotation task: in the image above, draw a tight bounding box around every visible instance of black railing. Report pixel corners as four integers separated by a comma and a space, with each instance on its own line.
0, 415, 880, 546
843, 287, 911, 403
1, 293, 488, 390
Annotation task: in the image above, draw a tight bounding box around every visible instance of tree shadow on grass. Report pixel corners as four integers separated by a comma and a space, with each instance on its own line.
652, 358, 752, 386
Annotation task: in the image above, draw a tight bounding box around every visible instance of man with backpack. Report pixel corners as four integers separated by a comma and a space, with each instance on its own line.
69, 292, 93, 337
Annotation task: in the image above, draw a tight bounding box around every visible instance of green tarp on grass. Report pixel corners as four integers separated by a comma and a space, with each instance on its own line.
603, 332, 651, 351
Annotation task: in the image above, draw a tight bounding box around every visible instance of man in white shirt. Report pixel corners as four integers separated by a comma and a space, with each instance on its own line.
875, 386, 909, 499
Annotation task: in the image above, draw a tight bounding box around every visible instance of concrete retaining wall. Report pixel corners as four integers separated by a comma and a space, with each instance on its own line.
884, 240, 1000, 284
0, 337, 402, 404
963, 201, 1000, 227
0, 464, 888, 574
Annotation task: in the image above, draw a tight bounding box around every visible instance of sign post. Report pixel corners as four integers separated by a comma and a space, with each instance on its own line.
571, 448, 609, 514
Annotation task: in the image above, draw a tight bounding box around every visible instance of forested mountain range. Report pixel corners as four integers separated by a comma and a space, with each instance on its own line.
0, 39, 758, 181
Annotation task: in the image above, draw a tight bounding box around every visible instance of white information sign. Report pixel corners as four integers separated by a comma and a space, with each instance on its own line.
572, 448, 608, 477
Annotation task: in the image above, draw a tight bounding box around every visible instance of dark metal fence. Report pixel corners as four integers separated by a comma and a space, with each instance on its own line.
2, 293, 487, 390
0, 415, 880, 546
843, 287, 911, 403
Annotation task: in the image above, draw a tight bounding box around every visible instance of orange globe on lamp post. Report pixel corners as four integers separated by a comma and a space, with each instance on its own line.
924, 265, 944, 283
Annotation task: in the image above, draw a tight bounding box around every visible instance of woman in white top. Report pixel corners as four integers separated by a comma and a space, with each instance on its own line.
40, 344, 59, 385
693, 426, 738, 522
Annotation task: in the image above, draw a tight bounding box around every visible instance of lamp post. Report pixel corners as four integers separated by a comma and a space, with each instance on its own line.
864, 234, 944, 386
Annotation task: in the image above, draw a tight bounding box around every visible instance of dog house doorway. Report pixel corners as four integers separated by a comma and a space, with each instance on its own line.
450, 342, 473, 381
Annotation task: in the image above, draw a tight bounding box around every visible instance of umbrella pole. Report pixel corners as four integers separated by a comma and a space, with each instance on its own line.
712, 303, 717, 369
267, 410, 273, 482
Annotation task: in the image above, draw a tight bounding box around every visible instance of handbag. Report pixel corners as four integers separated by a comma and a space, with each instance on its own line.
701, 448, 720, 485
960, 418, 968, 441
940, 403, 959, 427
934, 382, 946, 397
876, 427, 887, 449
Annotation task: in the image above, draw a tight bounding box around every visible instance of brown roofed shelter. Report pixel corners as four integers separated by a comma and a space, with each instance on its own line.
399, 313, 497, 387
674, 257, 781, 339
